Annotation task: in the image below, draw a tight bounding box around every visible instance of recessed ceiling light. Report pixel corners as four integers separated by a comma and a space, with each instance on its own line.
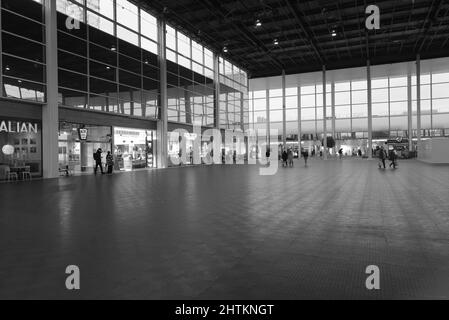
331, 30, 337, 37
5, 66, 10, 71
223, 46, 228, 53
111, 46, 116, 51
106, 66, 111, 70
255, 19, 262, 28
273, 39, 279, 45
18, 80, 22, 83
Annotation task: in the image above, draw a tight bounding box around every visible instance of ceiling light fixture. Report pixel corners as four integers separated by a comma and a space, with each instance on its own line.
5, 66, 10, 71
331, 30, 337, 37
111, 46, 116, 51
273, 38, 279, 45
223, 46, 228, 53
255, 19, 262, 28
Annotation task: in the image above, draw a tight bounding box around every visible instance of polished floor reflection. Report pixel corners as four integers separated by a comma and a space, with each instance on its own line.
1, 159, 449, 299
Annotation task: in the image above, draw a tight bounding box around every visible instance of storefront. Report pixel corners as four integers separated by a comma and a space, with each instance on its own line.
58, 122, 112, 174
113, 127, 155, 171
0, 117, 42, 180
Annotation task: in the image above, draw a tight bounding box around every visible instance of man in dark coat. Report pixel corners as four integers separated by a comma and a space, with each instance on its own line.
94, 148, 104, 174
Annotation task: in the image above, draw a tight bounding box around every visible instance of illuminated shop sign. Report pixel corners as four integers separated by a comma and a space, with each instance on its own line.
0, 120, 38, 133
78, 128, 88, 140
114, 129, 142, 137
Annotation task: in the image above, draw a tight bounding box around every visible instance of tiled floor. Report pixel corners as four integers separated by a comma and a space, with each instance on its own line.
1, 159, 449, 299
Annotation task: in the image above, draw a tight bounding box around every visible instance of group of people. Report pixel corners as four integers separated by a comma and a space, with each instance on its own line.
93, 148, 114, 175
375, 144, 398, 169
281, 148, 295, 167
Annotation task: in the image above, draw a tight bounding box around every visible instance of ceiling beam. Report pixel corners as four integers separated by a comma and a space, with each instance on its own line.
201, 0, 285, 71
415, 0, 444, 53
282, 0, 324, 64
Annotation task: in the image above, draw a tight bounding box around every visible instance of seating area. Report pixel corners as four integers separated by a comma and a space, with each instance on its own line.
0, 164, 33, 182
58, 164, 73, 177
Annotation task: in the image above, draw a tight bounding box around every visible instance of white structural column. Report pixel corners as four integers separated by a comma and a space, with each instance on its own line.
157, 18, 168, 168
282, 70, 287, 149
367, 60, 373, 159
214, 54, 220, 129
416, 54, 422, 155
331, 81, 336, 155
322, 66, 327, 160
297, 86, 301, 151
43, 0, 59, 178
240, 93, 245, 131
266, 89, 270, 145
407, 73, 413, 152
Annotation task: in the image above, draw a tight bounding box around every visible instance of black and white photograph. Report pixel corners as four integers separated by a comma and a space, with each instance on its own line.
1, 0, 449, 309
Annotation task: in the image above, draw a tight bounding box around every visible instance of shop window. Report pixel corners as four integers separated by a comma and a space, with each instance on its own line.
58, 123, 112, 174
0, 118, 42, 180
113, 127, 154, 171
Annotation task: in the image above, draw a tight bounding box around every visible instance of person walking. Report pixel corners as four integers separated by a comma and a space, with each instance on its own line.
287, 148, 294, 167
178, 149, 183, 166
378, 146, 387, 169
302, 148, 309, 166
389, 148, 398, 169
265, 148, 271, 166
94, 148, 104, 174
338, 148, 343, 160
282, 149, 288, 167
106, 151, 114, 174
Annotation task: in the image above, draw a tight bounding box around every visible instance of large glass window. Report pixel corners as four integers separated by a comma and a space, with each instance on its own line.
87, 0, 114, 20
116, 0, 138, 31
